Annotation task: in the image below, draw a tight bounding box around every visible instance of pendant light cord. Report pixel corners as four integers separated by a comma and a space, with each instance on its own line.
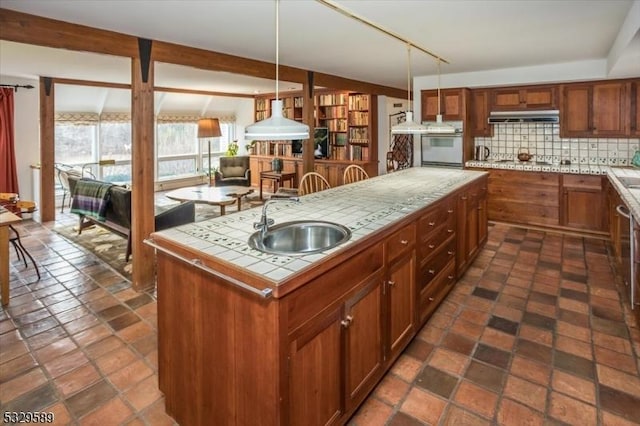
275, 0, 280, 101
406, 43, 411, 113
437, 59, 441, 116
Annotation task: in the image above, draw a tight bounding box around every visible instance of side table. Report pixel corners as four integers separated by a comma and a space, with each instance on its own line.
259, 171, 297, 200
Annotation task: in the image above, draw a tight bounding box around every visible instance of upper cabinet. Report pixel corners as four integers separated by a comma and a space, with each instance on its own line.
490, 85, 558, 111
421, 89, 468, 121
469, 89, 492, 137
631, 80, 640, 138
561, 81, 630, 138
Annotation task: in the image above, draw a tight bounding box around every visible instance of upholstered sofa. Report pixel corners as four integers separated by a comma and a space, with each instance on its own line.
69, 176, 195, 261
215, 156, 251, 187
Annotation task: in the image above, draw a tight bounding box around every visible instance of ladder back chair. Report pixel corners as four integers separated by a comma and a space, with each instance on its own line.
298, 172, 331, 196
343, 164, 370, 185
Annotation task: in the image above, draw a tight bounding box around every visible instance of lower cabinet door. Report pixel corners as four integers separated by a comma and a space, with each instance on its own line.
344, 276, 384, 411
288, 306, 344, 426
387, 252, 416, 360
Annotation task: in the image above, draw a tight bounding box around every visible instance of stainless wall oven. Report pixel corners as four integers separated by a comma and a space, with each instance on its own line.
420, 120, 464, 168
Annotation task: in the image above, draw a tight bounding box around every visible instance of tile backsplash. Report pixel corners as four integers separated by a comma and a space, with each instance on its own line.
474, 123, 640, 166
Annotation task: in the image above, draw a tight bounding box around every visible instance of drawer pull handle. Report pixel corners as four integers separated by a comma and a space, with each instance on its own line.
428, 269, 435, 275
428, 297, 435, 301
387, 280, 395, 287
429, 221, 436, 226
448, 250, 454, 255
447, 229, 454, 233
447, 209, 454, 213
341, 315, 354, 328
461, 196, 468, 200
400, 239, 409, 245
428, 244, 435, 249
448, 275, 454, 280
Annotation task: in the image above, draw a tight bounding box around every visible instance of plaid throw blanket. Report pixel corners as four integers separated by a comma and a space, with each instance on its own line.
70, 179, 112, 221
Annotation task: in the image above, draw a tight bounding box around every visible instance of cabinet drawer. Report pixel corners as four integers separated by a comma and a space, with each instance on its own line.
418, 239, 456, 290
418, 222, 455, 264
418, 260, 456, 323
489, 184, 559, 207
488, 170, 560, 187
385, 222, 416, 263
563, 174, 602, 190
488, 201, 559, 226
418, 203, 455, 236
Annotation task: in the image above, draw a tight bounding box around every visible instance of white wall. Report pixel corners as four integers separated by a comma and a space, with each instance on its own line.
0, 75, 40, 201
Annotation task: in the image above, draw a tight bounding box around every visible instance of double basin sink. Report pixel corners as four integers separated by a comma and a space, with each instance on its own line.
248, 220, 352, 256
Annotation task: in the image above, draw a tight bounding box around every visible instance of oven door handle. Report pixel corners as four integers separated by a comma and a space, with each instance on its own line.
616, 204, 631, 219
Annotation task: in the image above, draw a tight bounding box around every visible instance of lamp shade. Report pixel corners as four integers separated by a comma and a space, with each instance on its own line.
391, 111, 428, 134
425, 114, 456, 134
245, 100, 310, 140
197, 118, 222, 138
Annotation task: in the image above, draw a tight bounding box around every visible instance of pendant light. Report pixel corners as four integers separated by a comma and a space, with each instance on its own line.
391, 44, 428, 135
245, 0, 309, 140
426, 59, 456, 134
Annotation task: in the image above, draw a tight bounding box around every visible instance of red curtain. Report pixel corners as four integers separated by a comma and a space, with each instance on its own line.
0, 88, 19, 194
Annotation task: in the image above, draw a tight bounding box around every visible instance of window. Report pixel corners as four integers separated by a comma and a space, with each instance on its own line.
55, 122, 96, 165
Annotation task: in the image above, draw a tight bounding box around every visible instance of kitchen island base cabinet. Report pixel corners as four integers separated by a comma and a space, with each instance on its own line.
151, 171, 488, 426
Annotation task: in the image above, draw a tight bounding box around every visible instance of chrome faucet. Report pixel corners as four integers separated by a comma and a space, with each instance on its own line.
254, 197, 300, 239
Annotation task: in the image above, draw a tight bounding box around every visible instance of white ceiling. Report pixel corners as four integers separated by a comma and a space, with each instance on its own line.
0, 0, 638, 95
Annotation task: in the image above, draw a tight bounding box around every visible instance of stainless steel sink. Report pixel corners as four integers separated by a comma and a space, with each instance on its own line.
248, 220, 352, 255
618, 176, 640, 189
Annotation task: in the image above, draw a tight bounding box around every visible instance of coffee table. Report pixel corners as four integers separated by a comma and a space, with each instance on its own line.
165, 186, 254, 216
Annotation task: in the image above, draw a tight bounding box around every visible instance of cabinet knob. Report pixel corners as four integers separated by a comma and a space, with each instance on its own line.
447, 209, 454, 213
387, 281, 396, 287
341, 315, 354, 328
428, 269, 435, 275
448, 275, 454, 280
447, 229, 454, 233
447, 250, 454, 255
428, 244, 435, 249
428, 221, 436, 226
428, 297, 435, 301
400, 239, 409, 245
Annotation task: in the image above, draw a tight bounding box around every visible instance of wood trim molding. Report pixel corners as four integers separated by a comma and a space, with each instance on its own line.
0, 8, 406, 98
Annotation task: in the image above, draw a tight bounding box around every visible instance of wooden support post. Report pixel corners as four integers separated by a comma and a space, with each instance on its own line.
39, 77, 55, 222
131, 50, 155, 291
302, 71, 315, 175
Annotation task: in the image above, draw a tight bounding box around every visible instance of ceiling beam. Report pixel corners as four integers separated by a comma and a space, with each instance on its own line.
0, 8, 407, 99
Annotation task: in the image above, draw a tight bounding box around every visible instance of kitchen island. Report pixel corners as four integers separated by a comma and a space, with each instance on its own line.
148, 167, 488, 426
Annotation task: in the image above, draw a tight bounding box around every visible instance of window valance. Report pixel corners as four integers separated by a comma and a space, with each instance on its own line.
54, 112, 99, 124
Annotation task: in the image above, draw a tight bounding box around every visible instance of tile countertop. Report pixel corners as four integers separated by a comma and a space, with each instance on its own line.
607, 167, 640, 220
151, 167, 487, 284
466, 160, 610, 175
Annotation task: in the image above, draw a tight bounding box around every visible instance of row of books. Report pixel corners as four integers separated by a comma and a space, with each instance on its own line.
283, 97, 304, 108
349, 127, 369, 140
319, 105, 347, 118
318, 93, 348, 106
348, 111, 369, 126
348, 94, 369, 110
326, 120, 348, 132
350, 145, 370, 161
253, 141, 293, 157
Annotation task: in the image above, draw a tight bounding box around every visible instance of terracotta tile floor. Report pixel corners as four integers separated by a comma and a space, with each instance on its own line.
1, 217, 640, 425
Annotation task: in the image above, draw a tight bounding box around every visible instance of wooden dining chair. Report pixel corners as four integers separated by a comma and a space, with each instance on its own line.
298, 172, 331, 196
343, 164, 369, 185
3, 199, 41, 280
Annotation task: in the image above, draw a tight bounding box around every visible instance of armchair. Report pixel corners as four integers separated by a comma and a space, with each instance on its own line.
215, 156, 251, 187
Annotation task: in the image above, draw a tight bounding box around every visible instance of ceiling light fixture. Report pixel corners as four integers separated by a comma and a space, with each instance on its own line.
391, 43, 427, 135
245, 0, 309, 141
426, 59, 456, 134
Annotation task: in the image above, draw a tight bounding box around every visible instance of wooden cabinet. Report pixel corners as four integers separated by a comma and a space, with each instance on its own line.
456, 177, 487, 276
490, 85, 557, 110
315, 161, 347, 188
561, 81, 629, 137
560, 175, 606, 232
631, 80, 640, 137
384, 224, 416, 361
421, 88, 467, 121
470, 89, 492, 137
487, 169, 560, 228
416, 194, 457, 324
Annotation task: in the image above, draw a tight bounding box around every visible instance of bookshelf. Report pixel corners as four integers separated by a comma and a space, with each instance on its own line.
252, 90, 378, 187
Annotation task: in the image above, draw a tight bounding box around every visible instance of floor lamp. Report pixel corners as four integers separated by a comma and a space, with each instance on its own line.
197, 118, 222, 186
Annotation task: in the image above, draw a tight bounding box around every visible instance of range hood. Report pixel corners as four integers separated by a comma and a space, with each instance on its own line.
488, 110, 559, 124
